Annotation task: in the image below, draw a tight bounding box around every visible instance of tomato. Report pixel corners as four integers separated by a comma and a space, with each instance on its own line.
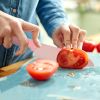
82, 41, 95, 52
26, 59, 59, 81
96, 43, 100, 53
57, 48, 88, 69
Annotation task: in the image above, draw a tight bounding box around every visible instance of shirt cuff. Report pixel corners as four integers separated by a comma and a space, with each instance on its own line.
45, 17, 70, 37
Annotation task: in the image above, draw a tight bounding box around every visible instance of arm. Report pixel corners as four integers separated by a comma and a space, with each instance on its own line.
36, 0, 86, 49
36, 0, 69, 37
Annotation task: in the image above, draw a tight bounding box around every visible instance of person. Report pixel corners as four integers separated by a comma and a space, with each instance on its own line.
0, 0, 86, 67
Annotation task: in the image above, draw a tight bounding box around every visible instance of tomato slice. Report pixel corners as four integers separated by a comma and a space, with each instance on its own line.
57, 48, 88, 69
26, 59, 59, 81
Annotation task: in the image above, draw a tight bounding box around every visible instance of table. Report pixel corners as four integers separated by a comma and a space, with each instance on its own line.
0, 34, 100, 100
0, 53, 100, 100
0, 33, 99, 77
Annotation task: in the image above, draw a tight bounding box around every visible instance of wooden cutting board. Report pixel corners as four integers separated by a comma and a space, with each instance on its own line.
0, 58, 31, 78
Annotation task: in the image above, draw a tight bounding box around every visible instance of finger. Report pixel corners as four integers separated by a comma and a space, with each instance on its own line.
62, 26, 71, 48
52, 32, 64, 48
21, 20, 39, 31
53, 37, 64, 48
21, 20, 41, 47
0, 26, 11, 38
78, 30, 86, 49
3, 35, 13, 48
0, 30, 4, 38
0, 26, 12, 47
32, 29, 41, 48
69, 25, 80, 49
11, 22, 28, 55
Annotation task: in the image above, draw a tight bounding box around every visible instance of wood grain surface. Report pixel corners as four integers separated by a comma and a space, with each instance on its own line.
0, 59, 31, 78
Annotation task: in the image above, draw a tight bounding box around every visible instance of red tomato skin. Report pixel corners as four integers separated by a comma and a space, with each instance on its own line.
96, 43, 100, 53
26, 59, 58, 81
82, 41, 95, 52
57, 48, 88, 69
72, 49, 88, 69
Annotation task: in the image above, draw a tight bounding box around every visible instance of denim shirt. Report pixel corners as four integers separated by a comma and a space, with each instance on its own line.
0, 0, 69, 67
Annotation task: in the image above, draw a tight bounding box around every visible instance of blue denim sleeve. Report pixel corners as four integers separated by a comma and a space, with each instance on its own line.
36, 0, 69, 37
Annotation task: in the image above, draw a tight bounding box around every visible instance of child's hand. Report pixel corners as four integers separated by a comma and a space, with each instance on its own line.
52, 24, 86, 49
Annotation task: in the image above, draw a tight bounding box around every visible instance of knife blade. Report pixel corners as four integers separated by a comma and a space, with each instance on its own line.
13, 37, 61, 61
28, 39, 61, 61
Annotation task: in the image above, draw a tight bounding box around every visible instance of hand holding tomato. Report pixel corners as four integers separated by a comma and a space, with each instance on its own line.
52, 24, 86, 49
57, 48, 88, 69
26, 59, 59, 81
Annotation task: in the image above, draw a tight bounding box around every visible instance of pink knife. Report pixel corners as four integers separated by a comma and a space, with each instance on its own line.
28, 39, 61, 61
13, 37, 61, 61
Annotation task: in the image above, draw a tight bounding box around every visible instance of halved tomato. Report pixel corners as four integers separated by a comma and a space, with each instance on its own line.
57, 48, 88, 69
26, 59, 59, 81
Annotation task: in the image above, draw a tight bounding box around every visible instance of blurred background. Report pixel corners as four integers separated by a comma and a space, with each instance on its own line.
40, 0, 100, 44
63, 0, 100, 36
